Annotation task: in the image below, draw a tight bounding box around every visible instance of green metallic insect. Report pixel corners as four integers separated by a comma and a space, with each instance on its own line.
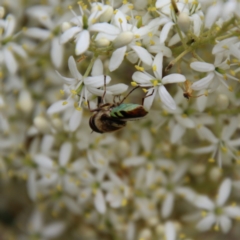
89, 78, 149, 133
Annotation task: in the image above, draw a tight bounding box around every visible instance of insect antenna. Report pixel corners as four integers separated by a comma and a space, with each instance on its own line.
141, 88, 155, 105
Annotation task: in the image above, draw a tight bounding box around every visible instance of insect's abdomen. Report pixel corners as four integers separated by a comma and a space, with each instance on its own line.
110, 104, 148, 119
89, 112, 126, 133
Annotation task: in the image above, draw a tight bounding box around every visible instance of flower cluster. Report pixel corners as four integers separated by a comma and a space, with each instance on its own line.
1, 0, 240, 239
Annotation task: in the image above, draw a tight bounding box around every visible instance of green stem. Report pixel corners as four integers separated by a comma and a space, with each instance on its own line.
165, 48, 191, 71
83, 55, 97, 78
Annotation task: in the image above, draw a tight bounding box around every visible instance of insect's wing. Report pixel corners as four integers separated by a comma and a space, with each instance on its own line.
110, 104, 148, 121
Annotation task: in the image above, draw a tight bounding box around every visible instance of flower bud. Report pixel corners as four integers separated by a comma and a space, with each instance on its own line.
113, 31, 134, 48
61, 21, 71, 32
216, 94, 229, 110
100, 6, 113, 22
177, 12, 190, 33
209, 167, 222, 182
190, 163, 206, 176
51, 117, 63, 131
33, 116, 50, 133
139, 228, 152, 240
18, 90, 33, 113
95, 37, 110, 47
115, 140, 130, 158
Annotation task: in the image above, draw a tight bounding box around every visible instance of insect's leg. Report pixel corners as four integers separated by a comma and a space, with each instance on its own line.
119, 85, 140, 104
142, 88, 155, 105
87, 100, 91, 110
102, 75, 107, 102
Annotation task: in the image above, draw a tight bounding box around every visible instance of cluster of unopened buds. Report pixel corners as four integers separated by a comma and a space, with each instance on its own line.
1, 0, 240, 239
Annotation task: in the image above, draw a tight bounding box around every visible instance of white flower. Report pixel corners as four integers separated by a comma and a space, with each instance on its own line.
132, 52, 186, 110
195, 178, 240, 233
60, 3, 109, 55
90, 9, 153, 71
153, 162, 196, 218
47, 56, 111, 131
190, 58, 238, 92
0, 14, 27, 74
23, 210, 66, 239
192, 117, 240, 167
34, 142, 82, 196
24, 5, 70, 68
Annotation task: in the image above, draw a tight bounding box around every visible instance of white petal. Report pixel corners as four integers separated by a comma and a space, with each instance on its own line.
175, 115, 195, 128
205, 3, 222, 29
68, 56, 82, 80
33, 154, 54, 169
55, 71, 76, 84
59, 142, 72, 166
94, 190, 106, 214
165, 221, 176, 240
51, 37, 63, 68
69, 109, 82, 132
27, 171, 37, 201
89, 23, 120, 35
131, 45, 153, 66
197, 126, 218, 143
63, 196, 81, 214
196, 214, 216, 231
162, 74, 186, 84
41, 135, 54, 153
153, 52, 163, 79
42, 222, 65, 238
170, 123, 185, 144
228, 138, 240, 147
191, 13, 202, 36
229, 44, 240, 60
194, 195, 214, 210
25, 27, 50, 40
29, 210, 43, 232
191, 72, 215, 91
216, 178, 232, 206
84, 75, 111, 87
190, 62, 215, 72
113, 10, 127, 31
143, 88, 157, 110
75, 30, 90, 55
161, 193, 174, 218
224, 206, 240, 218
221, 117, 238, 141
60, 26, 81, 44
191, 145, 216, 154
5, 14, 16, 37
106, 83, 128, 95
212, 37, 238, 55
160, 22, 175, 44
3, 48, 17, 74
123, 156, 146, 166
109, 46, 126, 72
10, 43, 27, 58
91, 58, 103, 76
158, 85, 176, 110
47, 100, 72, 115
176, 187, 196, 202
156, 0, 171, 9
219, 216, 232, 233
196, 93, 208, 112
132, 71, 152, 84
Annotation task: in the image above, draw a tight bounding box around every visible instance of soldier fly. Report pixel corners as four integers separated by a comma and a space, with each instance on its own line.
88, 76, 148, 133
181, 80, 204, 100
